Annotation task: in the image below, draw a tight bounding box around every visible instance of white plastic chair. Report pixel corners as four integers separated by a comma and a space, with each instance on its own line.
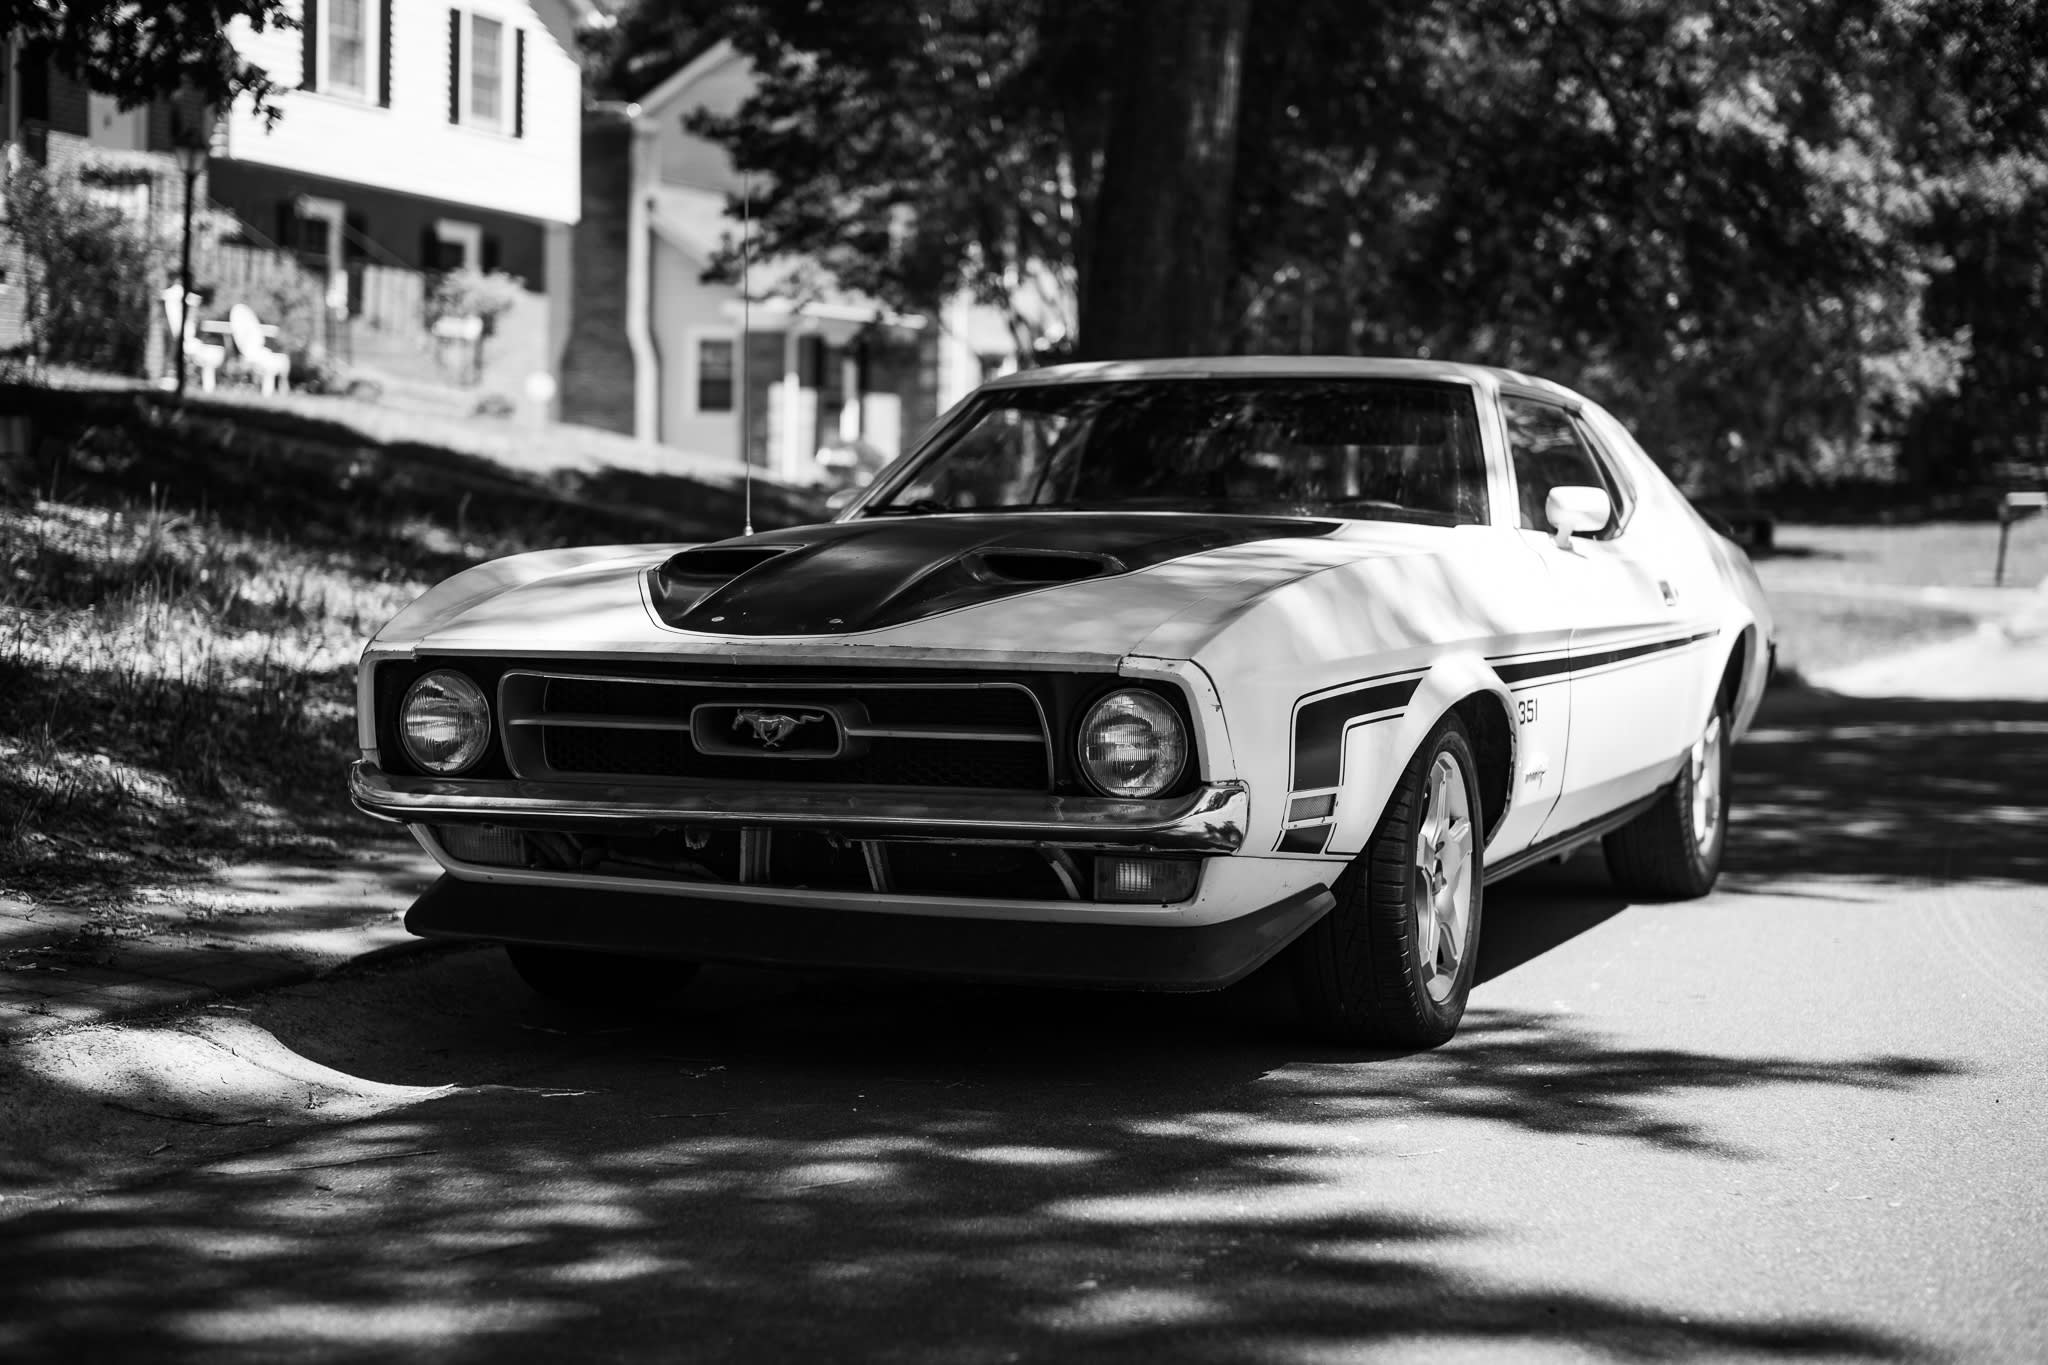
159, 285, 225, 391
227, 304, 291, 395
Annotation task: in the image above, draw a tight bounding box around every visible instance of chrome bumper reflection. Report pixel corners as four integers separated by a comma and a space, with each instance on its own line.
348, 762, 1249, 854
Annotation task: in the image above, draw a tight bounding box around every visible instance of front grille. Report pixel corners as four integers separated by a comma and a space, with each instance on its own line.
504, 826, 1089, 902
499, 669, 1053, 791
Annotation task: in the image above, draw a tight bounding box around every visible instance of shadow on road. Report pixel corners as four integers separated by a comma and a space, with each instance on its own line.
1477, 851, 1629, 982
0, 947, 1959, 1364
1727, 688, 2048, 886
4, 684, 2036, 1361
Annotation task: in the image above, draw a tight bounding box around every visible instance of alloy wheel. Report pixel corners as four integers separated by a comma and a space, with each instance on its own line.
1413, 751, 1476, 1003
1690, 712, 1725, 851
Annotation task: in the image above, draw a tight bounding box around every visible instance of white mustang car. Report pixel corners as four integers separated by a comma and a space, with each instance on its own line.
350, 359, 1773, 1045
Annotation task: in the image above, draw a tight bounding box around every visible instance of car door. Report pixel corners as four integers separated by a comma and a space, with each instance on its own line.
1499, 393, 1713, 839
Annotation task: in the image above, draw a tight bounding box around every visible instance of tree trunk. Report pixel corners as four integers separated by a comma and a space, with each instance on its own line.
1077, 0, 1249, 360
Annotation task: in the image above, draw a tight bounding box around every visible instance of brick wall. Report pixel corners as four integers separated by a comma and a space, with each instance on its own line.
558, 111, 635, 435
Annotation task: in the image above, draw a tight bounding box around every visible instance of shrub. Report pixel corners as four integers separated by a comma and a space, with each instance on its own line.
427, 268, 527, 380
2, 162, 161, 373
426, 268, 526, 336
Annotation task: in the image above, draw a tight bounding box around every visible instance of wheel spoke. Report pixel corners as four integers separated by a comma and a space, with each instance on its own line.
1442, 842, 1471, 914
1412, 750, 1476, 1000
1434, 887, 1463, 967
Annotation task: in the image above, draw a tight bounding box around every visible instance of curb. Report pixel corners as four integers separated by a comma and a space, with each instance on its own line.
0, 931, 469, 1047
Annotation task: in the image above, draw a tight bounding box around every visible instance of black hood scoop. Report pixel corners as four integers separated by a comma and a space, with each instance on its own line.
647, 512, 1336, 637
968, 549, 1122, 584
657, 544, 799, 583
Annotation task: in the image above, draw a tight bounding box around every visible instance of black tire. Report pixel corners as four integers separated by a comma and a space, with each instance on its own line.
503, 944, 699, 1008
1289, 715, 1485, 1047
1602, 704, 1730, 900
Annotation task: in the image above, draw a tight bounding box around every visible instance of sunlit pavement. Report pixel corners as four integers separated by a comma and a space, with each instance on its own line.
1, 678, 2045, 1361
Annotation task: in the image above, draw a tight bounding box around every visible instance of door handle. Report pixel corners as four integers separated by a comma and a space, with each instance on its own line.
1659, 580, 1679, 606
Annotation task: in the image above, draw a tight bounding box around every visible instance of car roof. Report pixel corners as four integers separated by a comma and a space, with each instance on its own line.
978, 355, 1589, 406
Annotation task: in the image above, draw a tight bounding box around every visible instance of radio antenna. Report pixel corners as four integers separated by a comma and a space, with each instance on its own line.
739, 172, 755, 538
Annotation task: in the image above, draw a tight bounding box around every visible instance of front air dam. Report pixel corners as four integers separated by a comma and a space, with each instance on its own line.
405, 877, 1336, 992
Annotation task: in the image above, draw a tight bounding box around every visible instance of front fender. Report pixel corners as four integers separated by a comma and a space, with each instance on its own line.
367, 543, 690, 651
354, 543, 692, 753
1319, 652, 1515, 860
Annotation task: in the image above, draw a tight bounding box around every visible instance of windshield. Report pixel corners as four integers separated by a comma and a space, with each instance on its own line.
863, 378, 1490, 525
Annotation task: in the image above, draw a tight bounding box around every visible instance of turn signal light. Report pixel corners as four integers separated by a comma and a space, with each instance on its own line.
1093, 856, 1199, 903
436, 824, 527, 867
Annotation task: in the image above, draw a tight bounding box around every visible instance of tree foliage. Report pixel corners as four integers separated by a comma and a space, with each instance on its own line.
621, 0, 2048, 488
0, 0, 296, 123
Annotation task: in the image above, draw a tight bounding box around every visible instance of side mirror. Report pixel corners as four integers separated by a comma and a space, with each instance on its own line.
1545, 485, 1612, 549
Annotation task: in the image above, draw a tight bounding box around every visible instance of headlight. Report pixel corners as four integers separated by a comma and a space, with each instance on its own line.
399, 670, 492, 775
1077, 689, 1188, 797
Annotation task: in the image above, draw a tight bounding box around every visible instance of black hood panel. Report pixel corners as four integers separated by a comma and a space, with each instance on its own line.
647, 513, 1338, 636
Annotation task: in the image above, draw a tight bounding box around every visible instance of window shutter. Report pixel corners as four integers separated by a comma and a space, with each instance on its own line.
513, 28, 525, 138
19, 54, 48, 123
301, 0, 320, 91
377, 0, 393, 107
446, 8, 462, 124
276, 200, 300, 255
420, 226, 440, 273
482, 235, 501, 275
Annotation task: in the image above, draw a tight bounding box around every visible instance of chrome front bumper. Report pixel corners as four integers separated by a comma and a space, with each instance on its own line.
348, 762, 1250, 854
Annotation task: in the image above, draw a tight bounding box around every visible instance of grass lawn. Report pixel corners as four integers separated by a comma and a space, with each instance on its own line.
1759, 519, 2048, 591
1753, 520, 2046, 680
1, 391, 822, 915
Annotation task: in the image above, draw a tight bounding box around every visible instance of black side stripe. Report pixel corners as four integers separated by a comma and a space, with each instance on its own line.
1292, 676, 1423, 790
1493, 630, 1718, 685
1285, 630, 1718, 796
1276, 825, 1332, 855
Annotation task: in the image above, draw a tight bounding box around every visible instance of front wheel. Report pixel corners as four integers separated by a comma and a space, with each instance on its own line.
1603, 705, 1729, 900
503, 944, 699, 1008
1289, 715, 1484, 1047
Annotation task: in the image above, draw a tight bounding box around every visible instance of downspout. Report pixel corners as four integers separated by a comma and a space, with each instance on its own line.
625, 105, 659, 443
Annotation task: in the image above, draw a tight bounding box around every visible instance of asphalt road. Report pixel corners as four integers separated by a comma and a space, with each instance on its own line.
2, 691, 2045, 1364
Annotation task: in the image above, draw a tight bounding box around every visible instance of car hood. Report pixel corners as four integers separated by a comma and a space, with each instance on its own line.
375, 512, 1450, 668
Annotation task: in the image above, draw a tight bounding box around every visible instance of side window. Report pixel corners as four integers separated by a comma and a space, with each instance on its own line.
694, 336, 736, 414
1501, 397, 1623, 537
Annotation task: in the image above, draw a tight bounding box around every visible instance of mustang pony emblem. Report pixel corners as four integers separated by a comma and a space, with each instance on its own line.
732, 709, 824, 749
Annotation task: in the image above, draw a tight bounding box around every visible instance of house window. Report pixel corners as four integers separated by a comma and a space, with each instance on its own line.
470, 15, 503, 123
294, 195, 351, 314
304, 0, 385, 103
448, 8, 523, 135
433, 219, 483, 273
694, 335, 736, 415
328, 0, 369, 93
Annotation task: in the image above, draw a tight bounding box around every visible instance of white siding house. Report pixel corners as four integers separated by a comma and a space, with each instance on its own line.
208, 0, 587, 406
585, 40, 1016, 478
